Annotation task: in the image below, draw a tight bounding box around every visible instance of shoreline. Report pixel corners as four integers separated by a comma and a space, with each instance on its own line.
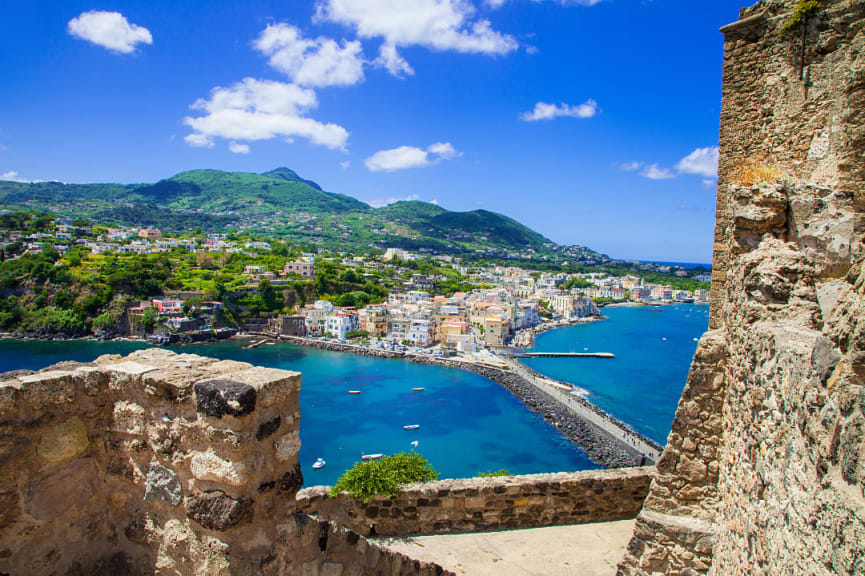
263, 333, 661, 468
0, 326, 663, 468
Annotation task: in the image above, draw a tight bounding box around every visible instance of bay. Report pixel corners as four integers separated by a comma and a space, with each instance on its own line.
0, 338, 593, 484
523, 303, 710, 444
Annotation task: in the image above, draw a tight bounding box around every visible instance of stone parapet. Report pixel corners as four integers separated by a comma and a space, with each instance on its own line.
296, 467, 653, 537
0, 348, 302, 576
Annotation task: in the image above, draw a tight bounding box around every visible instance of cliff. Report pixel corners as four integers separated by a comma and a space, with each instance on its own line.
618, 0, 865, 574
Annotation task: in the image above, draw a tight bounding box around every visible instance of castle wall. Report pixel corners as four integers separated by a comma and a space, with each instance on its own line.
619, 1, 865, 574
0, 348, 305, 575
297, 467, 653, 537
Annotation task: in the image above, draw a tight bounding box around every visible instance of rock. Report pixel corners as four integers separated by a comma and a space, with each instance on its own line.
278, 463, 304, 495
38, 416, 89, 465
190, 451, 249, 486
186, 489, 253, 531
256, 416, 281, 440
194, 379, 256, 418
144, 461, 183, 506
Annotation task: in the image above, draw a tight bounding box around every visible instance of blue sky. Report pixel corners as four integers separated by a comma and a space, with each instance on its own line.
0, 0, 745, 263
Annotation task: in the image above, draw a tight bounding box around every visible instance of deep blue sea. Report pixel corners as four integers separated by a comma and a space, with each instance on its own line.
524, 303, 710, 444
0, 304, 708, 483
0, 338, 593, 485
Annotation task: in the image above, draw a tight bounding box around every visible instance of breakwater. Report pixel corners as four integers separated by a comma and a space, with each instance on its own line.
268, 334, 649, 468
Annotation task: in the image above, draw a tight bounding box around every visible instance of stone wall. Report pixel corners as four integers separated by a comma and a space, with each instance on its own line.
273, 514, 454, 576
0, 348, 304, 575
619, 1, 865, 574
297, 467, 653, 537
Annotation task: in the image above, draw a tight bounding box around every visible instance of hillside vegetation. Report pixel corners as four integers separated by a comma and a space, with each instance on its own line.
0, 168, 563, 256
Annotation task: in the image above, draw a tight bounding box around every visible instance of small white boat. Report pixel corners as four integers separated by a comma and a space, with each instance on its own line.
693, 338, 699, 342
403, 424, 420, 430
362, 453, 384, 460
412, 387, 425, 392
348, 390, 361, 395
312, 458, 326, 469
662, 337, 667, 341
410, 441, 419, 447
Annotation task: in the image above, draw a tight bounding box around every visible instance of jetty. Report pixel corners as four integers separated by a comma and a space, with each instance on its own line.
499, 355, 661, 464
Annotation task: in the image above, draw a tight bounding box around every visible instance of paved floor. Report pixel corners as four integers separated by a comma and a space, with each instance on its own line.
374, 519, 635, 576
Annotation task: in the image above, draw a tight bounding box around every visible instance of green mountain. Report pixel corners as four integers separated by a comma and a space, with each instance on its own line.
0, 168, 566, 256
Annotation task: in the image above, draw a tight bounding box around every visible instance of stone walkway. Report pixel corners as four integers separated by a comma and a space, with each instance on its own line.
374, 519, 635, 576
501, 356, 661, 462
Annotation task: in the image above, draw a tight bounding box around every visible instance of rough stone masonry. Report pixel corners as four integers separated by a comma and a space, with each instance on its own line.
618, 0, 865, 574
0, 349, 449, 575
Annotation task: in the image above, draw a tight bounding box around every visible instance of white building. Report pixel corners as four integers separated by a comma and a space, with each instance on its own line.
325, 312, 359, 340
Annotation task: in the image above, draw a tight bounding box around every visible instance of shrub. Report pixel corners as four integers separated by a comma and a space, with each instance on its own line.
477, 469, 512, 478
329, 452, 438, 502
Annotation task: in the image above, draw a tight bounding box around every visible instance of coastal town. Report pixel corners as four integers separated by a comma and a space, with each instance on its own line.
0, 213, 711, 355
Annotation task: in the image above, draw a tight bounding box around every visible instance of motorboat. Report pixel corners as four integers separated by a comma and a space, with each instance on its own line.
412, 387, 425, 392
410, 441, 419, 447
348, 390, 361, 394
312, 458, 326, 469
403, 424, 420, 430
362, 453, 384, 460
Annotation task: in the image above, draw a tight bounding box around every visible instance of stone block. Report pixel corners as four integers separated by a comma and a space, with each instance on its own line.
275, 431, 301, 462
224, 367, 301, 408
144, 461, 183, 506
194, 380, 256, 419
186, 489, 253, 531
190, 451, 249, 486
38, 416, 89, 465
256, 416, 282, 440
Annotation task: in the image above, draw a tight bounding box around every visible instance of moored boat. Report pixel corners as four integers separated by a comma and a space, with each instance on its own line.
412, 387, 424, 392
362, 453, 384, 460
348, 390, 361, 394
403, 424, 420, 430
312, 458, 326, 469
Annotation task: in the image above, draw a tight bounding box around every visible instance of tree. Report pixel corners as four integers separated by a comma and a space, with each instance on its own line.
141, 308, 157, 333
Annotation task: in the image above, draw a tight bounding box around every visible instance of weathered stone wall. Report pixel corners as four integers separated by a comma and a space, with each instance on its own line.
273, 514, 454, 576
297, 467, 652, 537
0, 348, 304, 575
619, 1, 865, 574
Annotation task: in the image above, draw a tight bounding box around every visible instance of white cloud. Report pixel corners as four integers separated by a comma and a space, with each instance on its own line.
183, 78, 349, 151
520, 99, 598, 121
702, 178, 716, 190
675, 146, 719, 178
67, 11, 152, 54
375, 43, 415, 77
1, 171, 39, 183
365, 141, 461, 172
254, 23, 365, 88
369, 193, 422, 207
641, 164, 675, 180
489, 0, 606, 7
316, 0, 518, 76
229, 141, 250, 154
185, 133, 214, 148
340, 160, 351, 169
617, 161, 643, 172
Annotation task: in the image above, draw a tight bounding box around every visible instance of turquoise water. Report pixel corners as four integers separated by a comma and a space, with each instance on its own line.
524, 304, 710, 444
0, 339, 593, 484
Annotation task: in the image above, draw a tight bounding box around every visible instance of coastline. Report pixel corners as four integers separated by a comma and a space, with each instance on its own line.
0, 327, 663, 468
264, 333, 661, 468
512, 315, 604, 348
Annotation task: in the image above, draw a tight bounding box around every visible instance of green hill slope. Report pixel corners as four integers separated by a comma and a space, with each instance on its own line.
0, 168, 562, 255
